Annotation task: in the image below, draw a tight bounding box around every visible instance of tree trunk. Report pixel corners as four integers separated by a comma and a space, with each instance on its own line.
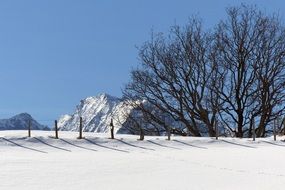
237, 114, 243, 138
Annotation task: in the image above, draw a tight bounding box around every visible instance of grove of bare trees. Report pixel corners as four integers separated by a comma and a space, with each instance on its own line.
123, 5, 285, 138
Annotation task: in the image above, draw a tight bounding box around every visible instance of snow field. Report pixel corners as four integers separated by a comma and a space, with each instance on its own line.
1, 131, 285, 190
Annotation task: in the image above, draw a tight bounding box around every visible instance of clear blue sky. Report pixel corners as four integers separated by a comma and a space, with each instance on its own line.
0, 0, 284, 126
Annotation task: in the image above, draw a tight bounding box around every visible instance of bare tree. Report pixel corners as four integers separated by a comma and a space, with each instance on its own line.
123, 18, 221, 137
252, 14, 285, 137
124, 4, 285, 138
214, 5, 285, 137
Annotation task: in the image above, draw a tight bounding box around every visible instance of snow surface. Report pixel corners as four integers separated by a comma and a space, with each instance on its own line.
1, 130, 285, 190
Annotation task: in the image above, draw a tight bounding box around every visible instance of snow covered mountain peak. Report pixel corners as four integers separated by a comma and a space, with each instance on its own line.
95, 93, 120, 101
58, 93, 130, 133
11, 112, 33, 120
79, 93, 120, 110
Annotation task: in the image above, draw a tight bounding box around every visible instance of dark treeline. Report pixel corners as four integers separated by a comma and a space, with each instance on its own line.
122, 5, 285, 138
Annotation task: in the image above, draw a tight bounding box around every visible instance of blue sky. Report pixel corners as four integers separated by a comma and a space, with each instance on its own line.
0, 0, 284, 126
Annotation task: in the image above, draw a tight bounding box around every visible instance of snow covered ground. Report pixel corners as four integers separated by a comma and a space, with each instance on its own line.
1, 131, 285, 190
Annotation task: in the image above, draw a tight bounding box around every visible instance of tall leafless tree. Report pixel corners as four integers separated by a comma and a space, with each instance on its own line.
123, 18, 221, 137
123, 4, 285, 138
214, 5, 285, 137
252, 13, 285, 137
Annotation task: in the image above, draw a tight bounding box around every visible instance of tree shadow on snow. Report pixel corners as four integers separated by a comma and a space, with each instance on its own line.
0, 137, 47, 154
261, 140, 285, 147
33, 137, 71, 152
221, 139, 256, 148
173, 140, 208, 149
60, 139, 97, 152
115, 139, 155, 151
84, 138, 129, 153
147, 140, 180, 150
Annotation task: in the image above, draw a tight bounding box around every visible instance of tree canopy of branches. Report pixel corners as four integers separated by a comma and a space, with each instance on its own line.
215, 5, 285, 137
123, 4, 285, 137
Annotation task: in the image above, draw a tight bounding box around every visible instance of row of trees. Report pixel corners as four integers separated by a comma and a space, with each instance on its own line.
122, 5, 285, 138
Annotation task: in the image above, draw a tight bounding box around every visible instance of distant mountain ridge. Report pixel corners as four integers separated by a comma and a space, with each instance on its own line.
0, 113, 49, 130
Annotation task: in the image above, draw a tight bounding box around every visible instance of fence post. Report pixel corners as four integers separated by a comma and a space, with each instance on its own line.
274, 119, 277, 141
167, 126, 171, 141
55, 120, 58, 139
283, 118, 285, 135
28, 120, 31, 137
215, 120, 218, 140
78, 117, 83, 139
139, 127, 144, 141
252, 118, 255, 141
110, 119, 114, 139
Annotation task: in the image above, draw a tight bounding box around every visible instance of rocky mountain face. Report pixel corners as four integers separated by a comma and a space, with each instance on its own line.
0, 113, 49, 130
58, 93, 133, 133
58, 93, 187, 135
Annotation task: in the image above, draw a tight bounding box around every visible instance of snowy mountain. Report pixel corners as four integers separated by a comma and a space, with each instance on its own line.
58, 93, 185, 135
58, 93, 132, 133
0, 113, 49, 130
